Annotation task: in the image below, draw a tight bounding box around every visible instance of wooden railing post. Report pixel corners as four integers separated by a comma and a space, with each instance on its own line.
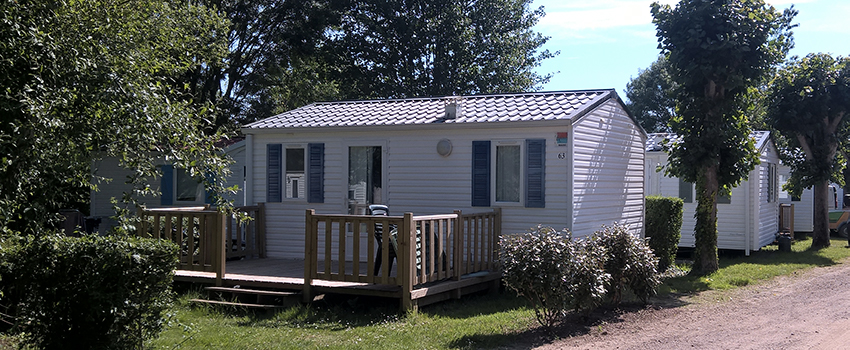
401, 213, 414, 310
453, 210, 463, 281
493, 207, 501, 270
303, 209, 315, 303
215, 211, 226, 286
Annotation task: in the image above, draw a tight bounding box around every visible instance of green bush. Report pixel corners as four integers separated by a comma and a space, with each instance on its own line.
645, 196, 684, 271
587, 224, 661, 305
0, 234, 178, 349
500, 226, 609, 328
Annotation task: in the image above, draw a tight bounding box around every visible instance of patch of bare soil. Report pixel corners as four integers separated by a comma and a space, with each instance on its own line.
518, 262, 850, 350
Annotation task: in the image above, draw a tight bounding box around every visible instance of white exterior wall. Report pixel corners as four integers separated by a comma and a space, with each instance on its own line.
222, 144, 247, 207
755, 143, 781, 250
778, 165, 814, 232
571, 99, 646, 238
645, 140, 780, 251
251, 124, 575, 259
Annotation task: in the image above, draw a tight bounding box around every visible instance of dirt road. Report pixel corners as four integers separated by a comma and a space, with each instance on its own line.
535, 262, 850, 350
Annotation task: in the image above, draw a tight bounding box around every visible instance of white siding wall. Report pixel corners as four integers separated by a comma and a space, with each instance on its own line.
571, 100, 646, 238
778, 165, 814, 232
222, 144, 246, 207
252, 125, 575, 259
756, 144, 781, 249
90, 157, 144, 218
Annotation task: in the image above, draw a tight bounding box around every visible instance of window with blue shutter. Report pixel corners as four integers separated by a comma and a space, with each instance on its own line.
267, 144, 282, 202
161, 164, 174, 206
307, 143, 324, 203
525, 139, 545, 208
471, 141, 491, 206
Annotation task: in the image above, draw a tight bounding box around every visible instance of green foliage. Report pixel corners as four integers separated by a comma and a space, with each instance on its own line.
0, 0, 233, 235
645, 196, 684, 272
0, 234, 179, 349
500, 226, 609, 328
767, 53, 850, 248
587, 224, 661, 305
651, 0, 796, 274
327, 0, 555, 101
624, 56, 677, 133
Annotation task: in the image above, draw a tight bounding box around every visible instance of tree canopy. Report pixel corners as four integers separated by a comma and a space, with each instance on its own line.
767, 53, 850, 248
190, 0, 556, 127
624, 56, 677, 133
651, 0, 796, 274
0, 0, 233, 235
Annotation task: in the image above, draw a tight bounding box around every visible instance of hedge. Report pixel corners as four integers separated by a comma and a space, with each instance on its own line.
645, 195, 684, 271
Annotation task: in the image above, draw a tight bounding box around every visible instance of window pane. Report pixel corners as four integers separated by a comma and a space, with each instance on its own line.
496, 145, 520, 202
176, 168, 201, 202
285, 148, 305, 199
349, 146, 382, 214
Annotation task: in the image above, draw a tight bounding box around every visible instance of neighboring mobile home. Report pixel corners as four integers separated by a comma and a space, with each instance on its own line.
777, 164, 844, 233
645, 132, 780, 254
89, 138, 246, 233
241, 89, 647, 259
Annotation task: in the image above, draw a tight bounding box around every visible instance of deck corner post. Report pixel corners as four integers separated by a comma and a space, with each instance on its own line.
453, 210, 462, 281
401, 213, 414, 310
303, 209, 315, 303
258, 202, 267, 258
215, 211, 227, 287
493, 207, 502, 270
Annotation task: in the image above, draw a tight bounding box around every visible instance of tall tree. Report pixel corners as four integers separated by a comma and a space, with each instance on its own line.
182, 0, 342, 127
0, 0, 232, 235
767, 53, 850, 249
651, 0, 795, 274
624, 56, 677, 133
327, 0, 555, 100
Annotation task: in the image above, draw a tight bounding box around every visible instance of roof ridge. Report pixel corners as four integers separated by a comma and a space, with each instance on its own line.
309, 89, 616, 106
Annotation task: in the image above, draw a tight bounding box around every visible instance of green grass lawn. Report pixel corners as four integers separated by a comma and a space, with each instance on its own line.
149, 236, 850, 349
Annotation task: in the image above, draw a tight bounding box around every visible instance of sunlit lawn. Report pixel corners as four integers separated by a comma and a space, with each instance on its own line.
149, 236, 850, 349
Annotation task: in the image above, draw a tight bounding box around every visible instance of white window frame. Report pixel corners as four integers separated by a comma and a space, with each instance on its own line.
492, 140, 524, 206
345, 141, 387, 214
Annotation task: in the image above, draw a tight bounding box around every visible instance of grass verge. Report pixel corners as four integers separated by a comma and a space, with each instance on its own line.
660, 236, 850, 294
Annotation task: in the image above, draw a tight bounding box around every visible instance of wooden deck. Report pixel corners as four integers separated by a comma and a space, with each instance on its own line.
142, 206, 503, 309
175, 258, 501, 308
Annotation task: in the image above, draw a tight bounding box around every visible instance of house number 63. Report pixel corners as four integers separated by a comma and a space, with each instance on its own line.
558, 153, 566, 159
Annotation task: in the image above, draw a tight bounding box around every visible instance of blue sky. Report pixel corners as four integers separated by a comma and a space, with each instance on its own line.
531, 0, 850, 98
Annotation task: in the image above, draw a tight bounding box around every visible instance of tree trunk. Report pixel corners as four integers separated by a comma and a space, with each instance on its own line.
693, 164, 720, 275
811, 180, 832, 249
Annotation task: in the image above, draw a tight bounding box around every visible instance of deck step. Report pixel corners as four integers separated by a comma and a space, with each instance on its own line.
204, 286, 299, 297
190, 298, 283, 309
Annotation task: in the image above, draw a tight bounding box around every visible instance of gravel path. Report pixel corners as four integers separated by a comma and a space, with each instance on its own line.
533, 262, 850, 350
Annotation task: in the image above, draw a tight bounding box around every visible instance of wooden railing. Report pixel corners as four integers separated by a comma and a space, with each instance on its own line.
303, 208, 501, 305
138, 205, 266, 285
779, 203, 795, 239
226, 204, 267, 260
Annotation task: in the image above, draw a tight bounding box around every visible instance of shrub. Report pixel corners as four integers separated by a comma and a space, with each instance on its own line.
0, 233, 178, 350
645, 196, 683, 271
500, 226, 609, 328
587, 224, 661, 305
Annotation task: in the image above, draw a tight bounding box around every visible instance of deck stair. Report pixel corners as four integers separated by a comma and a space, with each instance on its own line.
191, 286, 301, 309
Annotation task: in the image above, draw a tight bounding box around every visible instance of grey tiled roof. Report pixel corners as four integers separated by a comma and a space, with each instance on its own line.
244, 89, 616, 129
646, 131, 771, 152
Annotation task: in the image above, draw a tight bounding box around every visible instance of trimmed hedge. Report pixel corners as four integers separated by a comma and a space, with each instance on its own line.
0, 234, 178, 350
645, 195, 684, 271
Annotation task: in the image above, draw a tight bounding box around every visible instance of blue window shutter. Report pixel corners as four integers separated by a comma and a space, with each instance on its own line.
161, 164, 173, 206
525, 139, 545, 208
471, 141, 491, 207
307, 143, 324, 203
204, 173, 214, 205
267, 144, 282, 202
